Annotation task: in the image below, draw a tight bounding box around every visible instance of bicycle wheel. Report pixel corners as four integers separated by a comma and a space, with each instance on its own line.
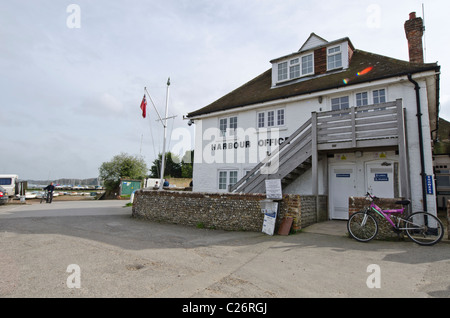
347, 211, 378, 242
404, 212, 444, 246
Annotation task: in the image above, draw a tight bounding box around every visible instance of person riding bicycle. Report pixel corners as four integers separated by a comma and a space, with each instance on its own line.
44, 182, 55, 203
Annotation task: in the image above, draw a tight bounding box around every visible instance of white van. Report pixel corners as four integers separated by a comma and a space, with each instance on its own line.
0, 175, 19, 197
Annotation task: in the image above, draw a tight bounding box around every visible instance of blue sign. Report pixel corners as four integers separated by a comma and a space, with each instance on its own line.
426, 175, 434, 195
374, 173, 389, 181
336, 174, 350, 178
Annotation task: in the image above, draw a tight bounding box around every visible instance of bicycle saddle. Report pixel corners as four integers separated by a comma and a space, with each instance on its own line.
395, 200, 411, 206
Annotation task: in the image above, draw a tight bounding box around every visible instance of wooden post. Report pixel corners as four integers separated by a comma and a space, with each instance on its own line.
351, 107, 356, 148
311, 112, 318, 196
311, 112, 319, 221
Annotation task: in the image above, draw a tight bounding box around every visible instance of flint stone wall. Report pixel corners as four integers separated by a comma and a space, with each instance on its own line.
132, 190, 327, 232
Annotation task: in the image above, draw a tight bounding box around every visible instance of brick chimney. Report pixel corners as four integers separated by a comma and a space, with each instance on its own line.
404, 12, 424, 63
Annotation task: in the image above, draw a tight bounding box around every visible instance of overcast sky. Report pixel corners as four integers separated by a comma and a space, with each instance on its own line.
1, 0, 448, 181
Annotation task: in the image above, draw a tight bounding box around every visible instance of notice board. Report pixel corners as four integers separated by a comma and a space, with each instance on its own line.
261, 201, 278, 236
265, 179, 282, 200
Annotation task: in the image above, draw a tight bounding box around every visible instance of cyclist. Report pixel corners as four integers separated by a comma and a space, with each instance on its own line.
44, 182, 55, 203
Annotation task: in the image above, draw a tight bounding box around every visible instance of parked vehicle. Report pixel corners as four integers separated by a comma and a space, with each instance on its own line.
0, 186, 9, 205
0, 174, 19, 198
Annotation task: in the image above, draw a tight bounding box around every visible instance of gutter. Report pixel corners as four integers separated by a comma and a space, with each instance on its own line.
407, 73, 427, 212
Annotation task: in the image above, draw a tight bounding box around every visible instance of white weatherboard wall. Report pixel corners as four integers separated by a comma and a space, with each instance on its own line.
192, 73, 437, 216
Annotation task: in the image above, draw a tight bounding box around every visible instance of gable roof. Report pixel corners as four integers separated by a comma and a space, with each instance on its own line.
187, 50, 439, 118
270, 36, 354, 64
298, 33, 328, 52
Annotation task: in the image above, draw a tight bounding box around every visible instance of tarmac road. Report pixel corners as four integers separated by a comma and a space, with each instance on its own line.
0, 200, 449, 299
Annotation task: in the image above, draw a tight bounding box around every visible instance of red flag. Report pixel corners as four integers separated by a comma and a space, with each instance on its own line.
140, 94, 147, 118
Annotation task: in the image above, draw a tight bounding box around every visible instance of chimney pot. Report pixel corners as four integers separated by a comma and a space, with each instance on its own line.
409, 12, 416, 20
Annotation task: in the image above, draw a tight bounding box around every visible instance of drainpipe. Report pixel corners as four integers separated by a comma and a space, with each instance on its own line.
407, 74, 427, 212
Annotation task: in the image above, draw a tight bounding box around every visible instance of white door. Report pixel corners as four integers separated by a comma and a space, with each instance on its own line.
329, 165, 356, 220
366, 162, 395, 198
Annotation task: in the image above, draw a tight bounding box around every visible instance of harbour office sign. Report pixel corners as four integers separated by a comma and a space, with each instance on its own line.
202, 127, 288, 166
210, 137, 289, 151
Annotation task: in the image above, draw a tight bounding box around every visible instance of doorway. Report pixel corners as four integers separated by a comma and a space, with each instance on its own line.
365, 161, 396, 198
329, 164, 356, 220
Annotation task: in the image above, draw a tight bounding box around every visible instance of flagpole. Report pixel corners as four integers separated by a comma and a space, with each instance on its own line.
144, 87, 163, 122
159, 77, 170, 190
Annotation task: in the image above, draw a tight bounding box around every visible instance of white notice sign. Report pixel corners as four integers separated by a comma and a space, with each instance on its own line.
265, 179, 282, 200
262, 207, 278, 236
262, 212, 277, 235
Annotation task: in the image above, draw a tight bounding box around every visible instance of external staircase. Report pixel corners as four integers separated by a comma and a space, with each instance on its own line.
229, 99, 409, 197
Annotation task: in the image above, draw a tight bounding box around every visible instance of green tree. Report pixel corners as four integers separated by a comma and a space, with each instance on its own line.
99, 153, 148, 190
149, 152, 182, 178
181, 150, 194, 178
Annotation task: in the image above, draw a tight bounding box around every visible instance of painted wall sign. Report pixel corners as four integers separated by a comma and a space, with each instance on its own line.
211, 137, 289, 152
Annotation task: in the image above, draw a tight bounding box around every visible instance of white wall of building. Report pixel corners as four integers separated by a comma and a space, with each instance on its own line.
192, 73, 437, 216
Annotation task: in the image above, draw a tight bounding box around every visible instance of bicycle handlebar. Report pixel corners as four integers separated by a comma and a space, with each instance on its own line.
366, 192, 378, 201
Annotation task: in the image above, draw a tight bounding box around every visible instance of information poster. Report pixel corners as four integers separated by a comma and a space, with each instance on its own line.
262, 204, 278, 236
265, 179, 282, 200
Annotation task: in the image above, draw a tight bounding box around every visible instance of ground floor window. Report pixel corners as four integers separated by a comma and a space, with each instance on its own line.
218, 170, 238, 190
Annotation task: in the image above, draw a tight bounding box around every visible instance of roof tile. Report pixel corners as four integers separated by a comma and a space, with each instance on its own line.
187, 50, 439, 118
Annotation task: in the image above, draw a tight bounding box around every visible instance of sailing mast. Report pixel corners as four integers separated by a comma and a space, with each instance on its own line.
159, 78, 170, 190
144, 78, 174, 190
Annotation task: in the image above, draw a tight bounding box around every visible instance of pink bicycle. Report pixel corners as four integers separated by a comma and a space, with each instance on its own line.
347, 192, 444, 246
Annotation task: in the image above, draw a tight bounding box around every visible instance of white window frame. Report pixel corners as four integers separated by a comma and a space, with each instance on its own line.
372, 88, 387, 111
331, 95, 350, 117
289, 58, 300, 79
219, 118, 227, 137
257, 112, 265, 128
219, 116, 238, 137
267, 110, 275, 127
355, 88, 387, 106
355, 92, 369, 107
278, 61, 288, 82
327, 45, 342, 70
277, 109, 285, 126
331, 96, 349, 111
218, 170, 239, 191
277, 53, 314, 83
301, 54, 314, 76
229, 116, 238, 136
372, 88, 386, 104
257, 108, 285, 128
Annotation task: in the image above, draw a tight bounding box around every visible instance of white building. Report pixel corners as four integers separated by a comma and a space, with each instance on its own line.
186, 13, 441, 219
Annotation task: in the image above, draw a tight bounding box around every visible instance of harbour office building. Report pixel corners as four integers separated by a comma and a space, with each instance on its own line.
186, 13, 441, 219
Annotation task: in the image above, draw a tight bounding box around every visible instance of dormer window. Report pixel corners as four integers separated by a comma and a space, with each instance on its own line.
290, 58, 300, 78
327, 45, 342, 70
277, 61, 288, 81
277, 53, 314, 83
302, 54, 313, 75
271, 34, 353, 87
